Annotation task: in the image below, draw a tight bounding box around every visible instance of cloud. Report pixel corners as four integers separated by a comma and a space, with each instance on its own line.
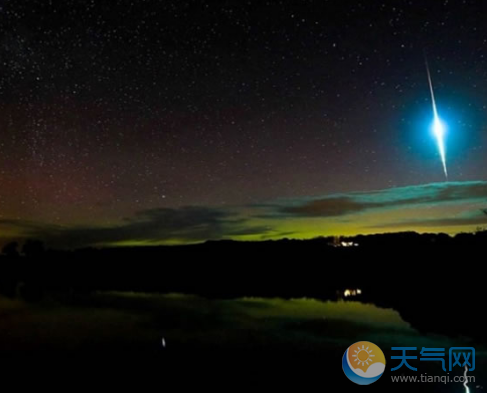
266, 181, 487, 218
370, 212, 487, 229
280, 197, 378, 217
0, 206, 271, 249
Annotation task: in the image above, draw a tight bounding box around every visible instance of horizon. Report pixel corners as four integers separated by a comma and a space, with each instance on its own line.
1, 179, 486, 249
2, 221, 485, 252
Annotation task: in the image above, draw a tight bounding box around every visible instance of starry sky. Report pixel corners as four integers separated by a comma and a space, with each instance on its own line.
0, 0, 486, 248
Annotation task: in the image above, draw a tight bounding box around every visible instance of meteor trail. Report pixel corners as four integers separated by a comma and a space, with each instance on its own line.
426, 59, 448, 180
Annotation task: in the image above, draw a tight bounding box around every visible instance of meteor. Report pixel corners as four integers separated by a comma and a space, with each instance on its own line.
426, 60, 448, 180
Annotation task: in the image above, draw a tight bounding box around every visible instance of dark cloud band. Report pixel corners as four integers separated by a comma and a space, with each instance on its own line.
270, 181, 487, 218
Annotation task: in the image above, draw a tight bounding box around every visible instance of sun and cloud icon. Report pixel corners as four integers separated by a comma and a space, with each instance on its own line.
342, 341, 386, 385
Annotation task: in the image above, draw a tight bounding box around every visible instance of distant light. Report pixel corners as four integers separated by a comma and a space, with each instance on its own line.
343, 289, 362, 298
340, 241, 359, 247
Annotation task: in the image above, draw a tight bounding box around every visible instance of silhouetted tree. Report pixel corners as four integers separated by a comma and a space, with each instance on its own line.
1, 241, 20, 258
22, 239, 45, 258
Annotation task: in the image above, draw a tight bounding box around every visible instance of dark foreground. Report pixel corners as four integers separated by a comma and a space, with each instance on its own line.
1, 234, 486, 391
0, 292, 485, 392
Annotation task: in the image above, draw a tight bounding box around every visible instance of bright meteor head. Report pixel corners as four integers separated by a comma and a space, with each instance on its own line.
433, 117, 445, 140
426, 59, 448, 180
432, 115, 448, 180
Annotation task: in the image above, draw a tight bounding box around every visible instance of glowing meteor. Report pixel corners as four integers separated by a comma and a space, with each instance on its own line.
426, 60, 448, 180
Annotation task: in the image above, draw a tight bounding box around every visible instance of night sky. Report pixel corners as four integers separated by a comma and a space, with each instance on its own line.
1, 0, 486, 248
